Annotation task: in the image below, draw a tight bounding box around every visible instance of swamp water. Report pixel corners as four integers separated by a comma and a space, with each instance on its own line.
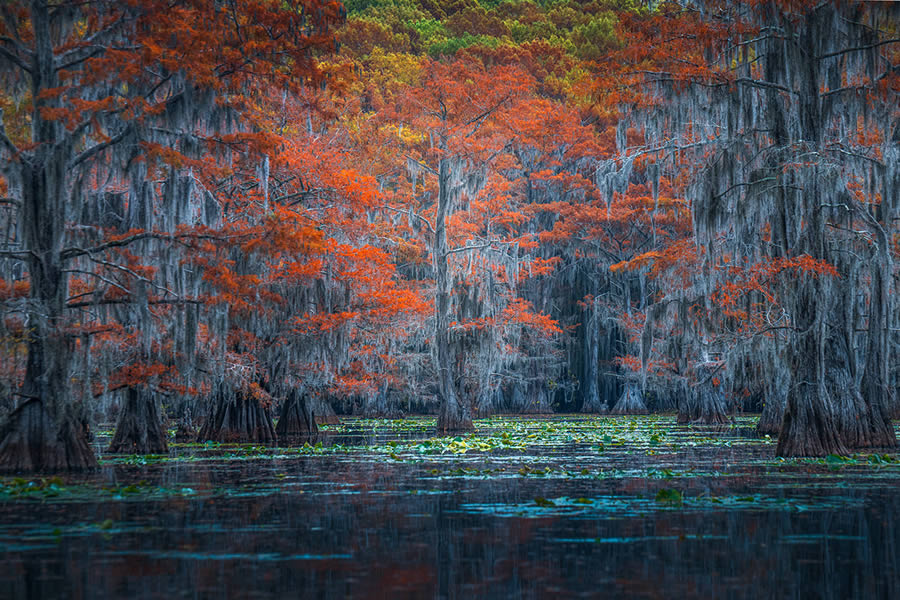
1, 415, 899, 599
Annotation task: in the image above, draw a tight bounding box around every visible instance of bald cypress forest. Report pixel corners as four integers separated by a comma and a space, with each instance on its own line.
1, 1, 899, 598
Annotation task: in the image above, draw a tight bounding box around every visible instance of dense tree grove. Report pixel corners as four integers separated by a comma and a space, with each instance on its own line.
0, 0, 897, 470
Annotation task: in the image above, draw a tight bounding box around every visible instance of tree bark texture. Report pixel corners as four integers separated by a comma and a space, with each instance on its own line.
107, 388, 169, 455
776, 282, 847, 457
678, 363, 731, 425
197, 391, 277, 443
611, 380, 648, 415
275, 391, 318, 440
0, 399, 96, 472
434, 158, 473, 433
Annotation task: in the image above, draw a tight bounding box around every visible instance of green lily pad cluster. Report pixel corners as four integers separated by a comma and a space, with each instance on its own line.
0, 477, 67, 499
0, 477, 198, 502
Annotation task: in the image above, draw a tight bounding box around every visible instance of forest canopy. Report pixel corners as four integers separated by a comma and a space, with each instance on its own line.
0, 0, 897, 470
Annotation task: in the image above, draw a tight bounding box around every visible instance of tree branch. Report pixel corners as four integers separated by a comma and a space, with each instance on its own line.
61, 230, 230, 261
61, 231, 159, 260
62, 268, 131, 296
55, 45, 105, 72
383, 204, 434, 234
0, 43, 31, 74
0, 249, 33, 261
817, 39, 900, 60
67, 297, 204, 309
732, 77, 793, 94
444, 240, 498, 257
68, 124, 132, 169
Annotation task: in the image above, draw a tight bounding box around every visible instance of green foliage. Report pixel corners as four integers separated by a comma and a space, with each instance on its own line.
3, 417, 899, 520
341, 0, 625, 63
348, 0, 432, 47
0, 477, 198, 502
427, 33, 505, 57
410, 18, 448, 47
343, 0, 378, 13
345, 0, 427, 18
570, 12, 620, 60
825, 453, 852, 466
0, 476, 66, 498
655, 488, 683, 504
507, 18, 559, 44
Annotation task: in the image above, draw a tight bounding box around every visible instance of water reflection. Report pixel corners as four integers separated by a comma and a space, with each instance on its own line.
1, 417, 898, 599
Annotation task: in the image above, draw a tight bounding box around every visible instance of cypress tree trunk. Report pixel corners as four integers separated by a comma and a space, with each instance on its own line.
853, 222, 897, 449
0, 293, 97, 471
0, 2, 96, 471
611, 380, 648, 415
581, 307, 607, 413
474, 389, 493, 418
757, 390, 786, 436
834, 369, 887, 449
756, 352, 789, 435
777, 384, 847, 458
773, 5, 892, 457
434, 158, 473, 433
678, 362, 730, 425
777, 281, 847, 457
311, 395, 340, 425
275, 391, 318, 440
522, 383, 553, 414
197, 390, 277, 443
107, 388, 169, 454
0, 399, 95, 473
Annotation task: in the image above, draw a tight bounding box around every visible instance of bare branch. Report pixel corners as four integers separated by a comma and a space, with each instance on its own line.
732, 77, 793, 94
0, 249, 33, 261
817, 39, 900, 60
62, 268, 131, 296
0, 43, 31, 74
67, 297, 204, 309
61, 231, 160, 260
54, 45, 105, 72
68, 124, 132, 169
84, 254, 183, 300
714, 177, 777, 200
61, 229, 233, 261
444, 240, 498, 257
383, 204, 434, 234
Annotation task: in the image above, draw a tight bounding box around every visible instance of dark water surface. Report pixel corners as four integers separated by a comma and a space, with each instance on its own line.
2, 415, 899, 599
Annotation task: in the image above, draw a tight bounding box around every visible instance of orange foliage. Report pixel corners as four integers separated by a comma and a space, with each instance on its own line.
502, 298, 562, 336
